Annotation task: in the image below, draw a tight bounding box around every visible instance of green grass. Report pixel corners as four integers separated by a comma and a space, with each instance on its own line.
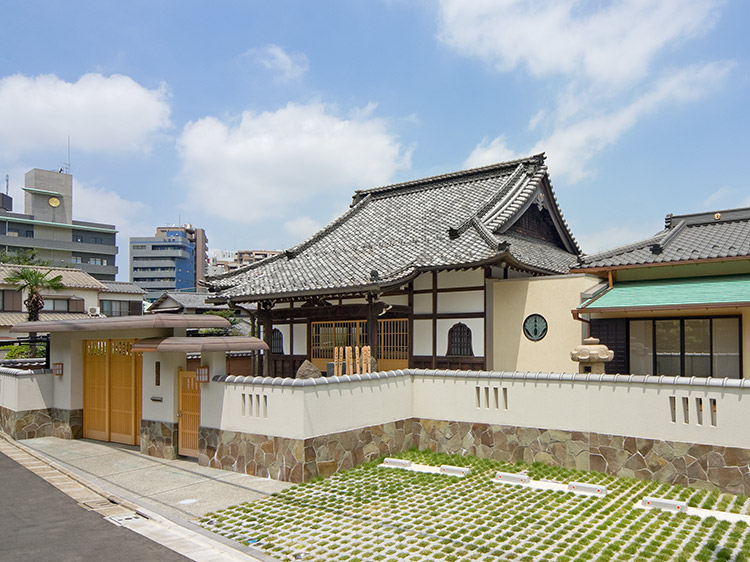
200, 451, 750, 561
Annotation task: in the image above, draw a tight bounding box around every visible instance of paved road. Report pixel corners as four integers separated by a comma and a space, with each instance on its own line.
0, 450, 190, 562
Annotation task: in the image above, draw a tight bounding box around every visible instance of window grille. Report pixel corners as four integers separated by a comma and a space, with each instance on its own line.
447, 322, 473, 356
271, 328, 284, 354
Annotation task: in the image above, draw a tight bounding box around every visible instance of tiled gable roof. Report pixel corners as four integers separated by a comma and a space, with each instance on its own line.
101, 281, 146, 294
0, 264, 104, 290
148, 291, 228, 312
210, 155, 580, 302
577, 207, 750, 269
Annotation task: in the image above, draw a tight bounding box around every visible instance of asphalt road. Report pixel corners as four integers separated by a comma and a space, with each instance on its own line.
0, 450, 190, 562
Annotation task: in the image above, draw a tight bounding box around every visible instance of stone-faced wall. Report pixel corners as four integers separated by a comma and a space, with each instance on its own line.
199, 419, 414, 482
140, 420, 178, 460
0, 406, 82, 440
198, 417, 750, 494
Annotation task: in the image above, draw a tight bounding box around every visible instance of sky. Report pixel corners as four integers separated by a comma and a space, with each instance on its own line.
2, 1, 749, 281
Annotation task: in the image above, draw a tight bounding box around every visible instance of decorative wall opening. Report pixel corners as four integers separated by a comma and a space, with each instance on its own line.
271, 328, 284, 355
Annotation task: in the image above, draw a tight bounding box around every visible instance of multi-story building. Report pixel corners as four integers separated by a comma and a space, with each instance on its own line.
207, 249, 280, 276
0, 169, 118, 280
129, 224, 208, 300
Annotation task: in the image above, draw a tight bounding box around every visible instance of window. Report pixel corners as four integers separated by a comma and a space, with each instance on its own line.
71, 256, 82, 264
94, 237, 102, 244
42, 299, 69, 312
629, 317, 740, 378
447, 322, 474, 356
89, 257, 102, 265
132, 244, 146, 250
73, 235, 83, 243
100, 300, 128, 317
7, 229, 19, 237
271, 328, 284, 354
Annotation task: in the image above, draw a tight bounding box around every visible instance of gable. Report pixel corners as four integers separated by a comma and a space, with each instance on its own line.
506, 204, 568, 250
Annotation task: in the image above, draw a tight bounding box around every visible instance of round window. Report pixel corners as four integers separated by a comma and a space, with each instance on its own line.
523, 314, 548, 341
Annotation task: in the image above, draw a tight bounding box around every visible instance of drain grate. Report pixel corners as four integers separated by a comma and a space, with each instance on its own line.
108, 513, 144, 526
79, 499, 115, 510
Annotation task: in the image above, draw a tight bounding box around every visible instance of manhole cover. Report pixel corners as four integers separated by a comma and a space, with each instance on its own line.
80, 499, 115, 510
108, 513, 144, 526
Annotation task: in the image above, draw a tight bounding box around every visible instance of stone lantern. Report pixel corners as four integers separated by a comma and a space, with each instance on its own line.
570, 337, 614, 374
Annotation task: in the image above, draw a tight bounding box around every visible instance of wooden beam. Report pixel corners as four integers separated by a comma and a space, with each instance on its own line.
367, 295, 380, 361
258, 305, 272, 377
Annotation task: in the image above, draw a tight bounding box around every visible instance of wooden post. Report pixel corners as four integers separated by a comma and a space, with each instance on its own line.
367, 293, 380, 364
345, 346, 353, 376
355, 346, 361, 374
258, 303, 272, 377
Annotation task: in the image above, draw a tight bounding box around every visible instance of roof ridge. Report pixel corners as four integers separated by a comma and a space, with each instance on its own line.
670, 206, 750, 226
541, 171, 581, 254
353, 153, 545, 200
579, 230, 668, 264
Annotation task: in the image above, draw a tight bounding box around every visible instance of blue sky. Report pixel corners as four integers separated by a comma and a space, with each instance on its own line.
2, 1, 749, 280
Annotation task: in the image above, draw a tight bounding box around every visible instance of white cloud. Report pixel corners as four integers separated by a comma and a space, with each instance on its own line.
176, 101, 411, 223
437, 0, 721, 88
73, 180, 151, 279
0, 73, 171, 159
702, 186, 733, 210
283, 216, 323, 243
464, 62, 733, 182
576, 223, 658, 256
245, 44, 309, 82
464, 135, 521, 169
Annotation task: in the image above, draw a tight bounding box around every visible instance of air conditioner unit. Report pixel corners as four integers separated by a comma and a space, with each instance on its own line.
88, 306, 101, 316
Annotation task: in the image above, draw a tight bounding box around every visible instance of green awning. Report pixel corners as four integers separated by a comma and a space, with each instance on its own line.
578, 274, 750, 311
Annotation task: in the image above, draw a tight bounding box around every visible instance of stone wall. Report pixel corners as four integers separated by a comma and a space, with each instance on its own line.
198, 417, 750, 494
0, 406, 82, 440
140, 420, 178, 460
199, 419, 414, 482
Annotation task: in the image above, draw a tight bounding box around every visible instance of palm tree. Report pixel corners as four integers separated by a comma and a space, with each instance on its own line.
4, 268, 65, 358
4, 268, 65, 321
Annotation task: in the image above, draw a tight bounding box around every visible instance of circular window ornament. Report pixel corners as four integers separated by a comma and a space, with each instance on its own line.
523, 314, 548, 341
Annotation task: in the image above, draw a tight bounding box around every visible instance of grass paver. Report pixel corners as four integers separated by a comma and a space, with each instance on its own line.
198, 450, 750, 561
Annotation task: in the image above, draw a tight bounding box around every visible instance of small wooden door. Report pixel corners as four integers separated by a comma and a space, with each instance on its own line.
178, 368, 201, 457
109, 340, 135, 444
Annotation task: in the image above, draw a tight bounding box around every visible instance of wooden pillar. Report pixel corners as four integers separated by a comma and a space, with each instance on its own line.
431, 271, 438, 369
258, 303, 272, 377
367, 293, 380, 362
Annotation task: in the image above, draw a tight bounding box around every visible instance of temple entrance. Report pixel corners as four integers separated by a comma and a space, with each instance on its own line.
82, 339, 142, 445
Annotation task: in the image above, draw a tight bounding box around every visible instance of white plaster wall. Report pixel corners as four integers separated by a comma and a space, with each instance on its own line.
293, 324, 307, 355
302, 377, 413, 437
412, 374, 750, 449
437, 290, 484, 314
438, 269, 484, 289
0, 372, 52, 411
276, 324, 291, 355
200, 382, 306, 439
141, 352, 186, 424
413, 273, 432, 291
413, 319, 432, 356
382, 295, 409, 307
493, 275, 599, 373
436, 318, 484, 356
413, 294, 432, 315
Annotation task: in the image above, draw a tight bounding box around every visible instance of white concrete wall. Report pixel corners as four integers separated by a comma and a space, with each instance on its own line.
209, 371, 750, 450
293, 324, 307, 355
141, 351, 187, 424
0, 370, 53, 412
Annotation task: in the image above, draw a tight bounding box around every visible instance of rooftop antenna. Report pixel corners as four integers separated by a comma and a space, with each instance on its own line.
5, 174, 8, 195
60, 136, 71, 174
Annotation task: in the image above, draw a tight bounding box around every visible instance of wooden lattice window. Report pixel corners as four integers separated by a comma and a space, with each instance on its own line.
447, 323, 473, 356
271, 328, 284, 355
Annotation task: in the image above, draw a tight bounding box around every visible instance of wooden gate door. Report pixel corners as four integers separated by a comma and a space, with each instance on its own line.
83, 340, 109, 441
178, 368, 200, 457
83, 339, 141, 445
109, 340, 136, 445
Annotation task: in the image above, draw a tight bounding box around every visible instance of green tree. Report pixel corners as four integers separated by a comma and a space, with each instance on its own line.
4, 268, 64, 357
4, 268, 65, 321
0, 249, 51, 266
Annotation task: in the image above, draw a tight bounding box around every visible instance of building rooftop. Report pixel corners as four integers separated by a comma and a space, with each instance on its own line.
209, 154, 580, 302
0, 264, 105, 290
576, 207, 750, 270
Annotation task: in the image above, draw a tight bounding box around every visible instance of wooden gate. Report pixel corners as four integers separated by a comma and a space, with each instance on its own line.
178, 368, 200, 457
83, 339, 142, 445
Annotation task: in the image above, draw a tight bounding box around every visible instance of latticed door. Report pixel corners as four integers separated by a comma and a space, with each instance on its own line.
83, 340, 109, 441
82, 339, 141, 445
378, 318, 409, 371
109, 339, 136, 445
178, 369, 201, 457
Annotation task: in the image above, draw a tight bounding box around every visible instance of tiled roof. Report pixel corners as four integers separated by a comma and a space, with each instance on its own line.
210, 155, 580, 302
0, 312, 90, 328
0, 264, 104, 290
101, 281, 146, 294
148, 292, 228, 312
577, 207, 750, 269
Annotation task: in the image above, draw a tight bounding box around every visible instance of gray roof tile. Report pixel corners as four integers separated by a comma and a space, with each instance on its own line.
210, 155, 580, 301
